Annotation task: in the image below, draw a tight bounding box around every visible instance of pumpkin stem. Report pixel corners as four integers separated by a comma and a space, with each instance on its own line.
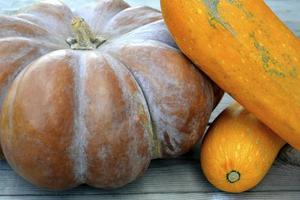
226, 170, 240, 183
66, 17, 106, 50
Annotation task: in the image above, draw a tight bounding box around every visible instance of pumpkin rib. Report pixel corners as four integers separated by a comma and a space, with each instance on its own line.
110, 39, 178, 54
105, 18, 165, 41
0, 15, 50, 38
70, 51, 89, 184
107, 53, 162, 159
102, 6, 162, 36
0, 37, 59, 109
114, 20, 177, 49
0, 37, 65, 51
1, 50, 36, 170
64, 51, 154, 186
16, 0, 74, 38
5, 13, 71, 46
0, 37, 64, 50
74, 0, 130, 33
2, 50, 80, 189
0, 15, 67, 46
15, 13, 71, 41
84, 52, 152, 187
106, 40, 216, 157
22, 0, 74, 20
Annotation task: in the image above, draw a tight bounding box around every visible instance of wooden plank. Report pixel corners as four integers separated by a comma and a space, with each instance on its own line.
0, 191, 300, 200
0, 158, 300, 195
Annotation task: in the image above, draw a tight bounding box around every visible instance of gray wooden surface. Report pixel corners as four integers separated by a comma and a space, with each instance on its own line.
0, 0, 300, 199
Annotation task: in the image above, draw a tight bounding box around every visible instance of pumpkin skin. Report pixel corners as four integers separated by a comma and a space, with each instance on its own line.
161, 0, 300, 150
0, 0, 222, 189
201, 104, 286, 193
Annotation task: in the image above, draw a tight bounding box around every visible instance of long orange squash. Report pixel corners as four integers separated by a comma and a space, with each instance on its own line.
161, 0, 300, 149
201, 103, 286, 193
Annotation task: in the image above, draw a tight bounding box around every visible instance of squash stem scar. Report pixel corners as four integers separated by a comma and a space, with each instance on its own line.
227, 170, 240, 183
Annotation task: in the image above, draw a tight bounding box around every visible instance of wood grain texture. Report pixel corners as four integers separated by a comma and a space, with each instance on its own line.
0, 0, 299, 199
0, 192, 300, 200
0, 158, 300, 195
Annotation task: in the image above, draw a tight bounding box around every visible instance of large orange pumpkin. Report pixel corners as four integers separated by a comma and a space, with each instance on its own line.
0, 0, 222, 189
161, 0, 300, 150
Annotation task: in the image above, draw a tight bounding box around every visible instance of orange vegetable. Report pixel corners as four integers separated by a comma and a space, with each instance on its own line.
161, 0, 300, 150
0, 0, 222, 190
200, 104, 286, 193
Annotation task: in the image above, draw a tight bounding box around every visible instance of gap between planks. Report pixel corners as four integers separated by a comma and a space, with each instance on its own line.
0, 158, 299, 196
0, 191, 299, 200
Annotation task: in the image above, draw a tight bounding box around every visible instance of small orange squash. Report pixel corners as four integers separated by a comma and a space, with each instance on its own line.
200, 104, 286, 193
161, 0, 300, 150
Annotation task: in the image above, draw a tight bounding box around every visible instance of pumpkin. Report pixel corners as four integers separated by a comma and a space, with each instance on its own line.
0, 0, 222, 189
200, 103, 286, 193
161, 0, 300, 150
